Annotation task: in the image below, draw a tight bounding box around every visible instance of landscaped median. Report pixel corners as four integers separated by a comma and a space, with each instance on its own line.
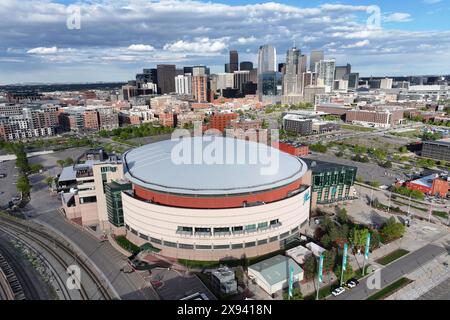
367, 277, 412, 300
376, 249, 410, 266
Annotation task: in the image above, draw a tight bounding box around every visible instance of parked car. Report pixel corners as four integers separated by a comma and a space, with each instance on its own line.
0, 173, 6, 178
348, 278, 359, 285
331, 287, 345, 297
345, 280, 357, 289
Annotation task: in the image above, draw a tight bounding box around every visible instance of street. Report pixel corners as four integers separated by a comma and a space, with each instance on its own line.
329, 244, 446, 300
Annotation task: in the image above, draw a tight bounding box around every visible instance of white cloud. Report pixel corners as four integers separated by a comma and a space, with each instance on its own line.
384, 13, 413, 23
0, 0, 449, 82
163, 38, 228, 53
341, 40, 370, 48
127, 44, 155, 52
27, 46, 58, 55
237, 36, 257, 45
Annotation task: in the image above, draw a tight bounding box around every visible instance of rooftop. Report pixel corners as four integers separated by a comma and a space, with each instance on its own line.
249, 255, 303, 286
302, 159, 357, 173
124, 136, 308, 196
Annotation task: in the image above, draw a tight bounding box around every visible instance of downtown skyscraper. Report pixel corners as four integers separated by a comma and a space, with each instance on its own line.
310, 50, 324, 73
229, 50, 239, 73
257, 45, 277, 74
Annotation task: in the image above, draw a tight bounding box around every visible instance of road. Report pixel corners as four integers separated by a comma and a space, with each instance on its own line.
330, 243, 446, 300
418, 277, 450, 300
22, 172, 158, 300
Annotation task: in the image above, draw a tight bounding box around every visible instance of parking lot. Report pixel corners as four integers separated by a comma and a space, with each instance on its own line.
0, 159, 20, 208
304, 152, 408, 186
150, 269, 216, 300
0, 147, 89, 209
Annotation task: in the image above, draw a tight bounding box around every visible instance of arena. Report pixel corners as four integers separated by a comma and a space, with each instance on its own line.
122, 136, 312, 260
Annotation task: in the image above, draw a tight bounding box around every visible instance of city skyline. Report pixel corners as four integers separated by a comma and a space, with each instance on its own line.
1, 0, 450, 84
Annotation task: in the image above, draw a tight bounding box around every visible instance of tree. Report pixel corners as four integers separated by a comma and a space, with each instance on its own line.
16, 174, 31, 199
334, 263, 354, 283
380, 217, 405, 242
380, 161, 392, 169
309, 143, 327, 153
337, 208, 350, 225
44, 176, 54, 187
303, 255, 317, 279
399, 146, 408, 153
323, 249, 337, 272
349, 228, 369, 251
30, 163, 44, 174
56, 159, 65, 168
64, 157, 74, 166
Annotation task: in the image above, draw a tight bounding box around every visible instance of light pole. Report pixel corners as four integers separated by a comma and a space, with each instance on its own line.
387, 191, 392, 213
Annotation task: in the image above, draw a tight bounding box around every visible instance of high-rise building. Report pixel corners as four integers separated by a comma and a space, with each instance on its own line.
258, 71, 282, 103
192, 66, 209, 76
335, 64, 351, 80
380, 78, 393, 90
240, 61, 253, 71
347, 73, 359, 90
192, 75, 209, 103
233, 71, 250, 94
216, 73, 234, 91
258, 45, 277, 99
229, 50, 239, 73
282, 47, 303, 97
310, 50, 324, 72
184, 66, 193, 75
224, 63, 231, 73
278, 63, 286, 74
175, 74, 192, 95
316, 59, 336, 91
258, 45, 277, 74
157, 64, 176, 94
300, 55, 307, 75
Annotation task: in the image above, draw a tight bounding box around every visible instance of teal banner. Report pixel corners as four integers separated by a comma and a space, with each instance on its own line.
318, 254, 324, 283
364, 233, 371, 260
342, 243, 348, 271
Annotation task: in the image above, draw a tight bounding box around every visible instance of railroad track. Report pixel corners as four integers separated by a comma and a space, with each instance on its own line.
0, 252, 25, 300
0, 224, 74, 300
0, 216, 114, 300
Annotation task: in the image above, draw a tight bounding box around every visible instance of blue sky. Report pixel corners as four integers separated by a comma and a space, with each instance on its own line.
0, 0, 449, 84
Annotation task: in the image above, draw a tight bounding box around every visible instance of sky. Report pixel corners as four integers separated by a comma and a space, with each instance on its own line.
0, 0, 449, 84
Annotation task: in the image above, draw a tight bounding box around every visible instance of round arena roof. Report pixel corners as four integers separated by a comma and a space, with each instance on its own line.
123, 136, 308, 196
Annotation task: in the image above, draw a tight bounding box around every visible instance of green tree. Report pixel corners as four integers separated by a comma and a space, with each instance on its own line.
16, 174, 31, 199
44, 176, 54, 187
337, 208, 350, 225
30, 163, 44, 174
303, 255, 317, 279
56, 159, 65, 168
399, 146, 408, 153
380, 217, 405, 242
334, 263, 354, 283
64, 157, 74, 166
349, 228, 369, 251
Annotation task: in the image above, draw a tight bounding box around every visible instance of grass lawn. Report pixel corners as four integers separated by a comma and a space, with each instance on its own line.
433, 211, 449, 219
304, 282, 337, 300
376, 249, 410, 266
367, 277, 412, 300
341, 124, 376, 132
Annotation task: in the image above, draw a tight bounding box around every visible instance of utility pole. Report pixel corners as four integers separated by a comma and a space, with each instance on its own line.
388, 191, 392, 213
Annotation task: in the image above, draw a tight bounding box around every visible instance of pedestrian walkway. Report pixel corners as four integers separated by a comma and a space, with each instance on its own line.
385, 253, 449, 300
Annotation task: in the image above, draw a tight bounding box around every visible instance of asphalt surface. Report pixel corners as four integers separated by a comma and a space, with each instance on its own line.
330, 244, 446, 300
418, 277, 450, 300
18, 170, 158, 300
